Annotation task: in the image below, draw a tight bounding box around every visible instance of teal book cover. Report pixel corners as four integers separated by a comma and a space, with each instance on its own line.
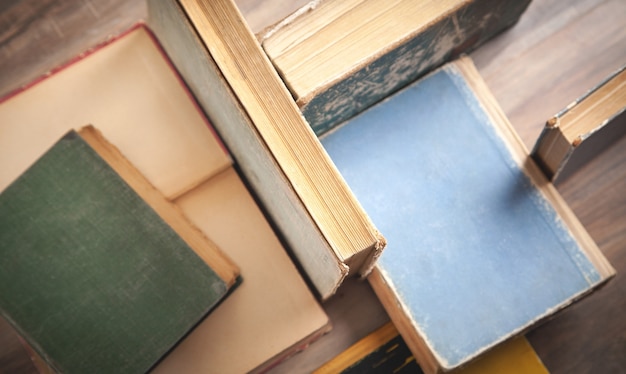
262, 0, 532, 136
320, 58, 614, 373
0, 129, 238, 373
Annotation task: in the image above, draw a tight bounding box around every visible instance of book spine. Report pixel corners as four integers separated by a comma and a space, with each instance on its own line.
147, 0, 347, 299
552, 63, 626, 120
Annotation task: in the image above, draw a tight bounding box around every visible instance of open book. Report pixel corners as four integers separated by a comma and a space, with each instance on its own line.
533, 64, 626, 182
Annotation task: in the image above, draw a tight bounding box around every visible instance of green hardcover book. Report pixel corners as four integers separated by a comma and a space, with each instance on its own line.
0, 126, 239, 373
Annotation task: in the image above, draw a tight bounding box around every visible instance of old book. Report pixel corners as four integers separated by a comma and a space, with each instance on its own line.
0, 25, 329, 373
315, 322, 548, 374
0, 126, 239, 373
236, 0, 311, 35
147, 0, 385, 299
532, 64, 626, 182
320, 57, 615, 374
259, 0, 531, 135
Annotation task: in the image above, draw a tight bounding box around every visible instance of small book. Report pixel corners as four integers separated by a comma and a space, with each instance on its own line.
259, 0, 531, 135
147, 0, 385, 299
0, 126, 240, 373
0, 25, 330, 373
314, 323, 548, 374
320, 57, 615, 374
532, 64, 626, 182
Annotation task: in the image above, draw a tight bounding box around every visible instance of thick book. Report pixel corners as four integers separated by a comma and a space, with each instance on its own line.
147, 0, 385, 299
320, 57, 615, 374
259, 0, 531, 135
315, 322, 548, 374
532, 64, 626, 182
0, 126, 240, 373
0, 25, 330, 373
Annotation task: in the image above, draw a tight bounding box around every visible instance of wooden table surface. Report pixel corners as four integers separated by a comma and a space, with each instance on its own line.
0, 1, 624, 373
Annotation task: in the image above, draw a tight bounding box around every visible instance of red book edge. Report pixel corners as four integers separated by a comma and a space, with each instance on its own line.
0, 22, 229, 156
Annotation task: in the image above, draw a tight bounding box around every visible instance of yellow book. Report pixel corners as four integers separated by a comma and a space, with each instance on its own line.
315, 323, 549, 374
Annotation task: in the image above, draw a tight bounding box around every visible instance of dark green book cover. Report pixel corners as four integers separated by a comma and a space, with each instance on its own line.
342, 333, 420, 374
0, 130, 234, 373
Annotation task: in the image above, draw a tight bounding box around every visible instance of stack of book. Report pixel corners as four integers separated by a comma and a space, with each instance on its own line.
0, 24, 328, 373
0, 0, 621, 373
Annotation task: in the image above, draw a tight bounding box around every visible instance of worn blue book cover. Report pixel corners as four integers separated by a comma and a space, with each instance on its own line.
320, 58, 614, 374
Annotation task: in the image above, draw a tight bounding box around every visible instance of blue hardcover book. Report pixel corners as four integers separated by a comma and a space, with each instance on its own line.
320, 58, 614, 374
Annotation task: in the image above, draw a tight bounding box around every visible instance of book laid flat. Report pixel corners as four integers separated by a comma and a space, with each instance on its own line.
315, 322, 548, 374
0, 25, 329, 373
155, 167, 331, 374
0, 127, 239, 373
532, 64, 626, 182
148, 0, 385, 299
259, 0, 531, 135
320, 57, 615, 374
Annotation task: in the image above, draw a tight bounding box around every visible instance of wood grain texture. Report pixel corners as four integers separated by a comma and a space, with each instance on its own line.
0, 0, 624, 373
0, 130, 233, 373
0, 0, 146, 98
472, 0, 626, 149
472, 0, 626, 372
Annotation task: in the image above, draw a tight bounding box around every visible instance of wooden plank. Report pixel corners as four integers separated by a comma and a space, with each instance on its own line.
525, 135, 626, 374
473, 0, 626, 148
0, 0, 624, 373
472, 0, 626, 372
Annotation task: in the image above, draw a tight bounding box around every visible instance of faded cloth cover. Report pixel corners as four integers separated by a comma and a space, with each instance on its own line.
321, 62, 608, 370
0, 132, 230, 373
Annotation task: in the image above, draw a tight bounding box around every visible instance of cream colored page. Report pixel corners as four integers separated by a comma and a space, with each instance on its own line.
0, 27, 229, 198
155, 168, 328, 374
